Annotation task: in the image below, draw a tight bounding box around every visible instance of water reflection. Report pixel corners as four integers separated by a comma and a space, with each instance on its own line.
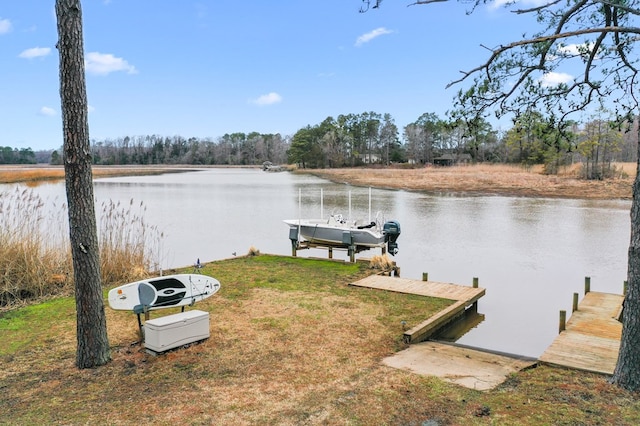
1, 168, 630, 358
432, 309, 486, 343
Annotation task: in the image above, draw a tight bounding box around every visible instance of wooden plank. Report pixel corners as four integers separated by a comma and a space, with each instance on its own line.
539, 292, 623, 375
403, 301, 466, 343
351, 275, 486, 344
351, 275, 485, 305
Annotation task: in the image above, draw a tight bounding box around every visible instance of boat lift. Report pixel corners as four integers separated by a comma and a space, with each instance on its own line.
288, 225, 387, 263
288, 188, 399, 262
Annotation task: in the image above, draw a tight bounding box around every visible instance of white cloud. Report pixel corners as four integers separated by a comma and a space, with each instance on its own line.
540, 71, 573, 87
355, 27, 393, 47
490, 0, 549, 10
85, 52, 137, 76
249, 92, 282, 106
0, 18, 12, 34
19, 47, 51, 59
39, 106, 56, 117
558, 42, 597, 59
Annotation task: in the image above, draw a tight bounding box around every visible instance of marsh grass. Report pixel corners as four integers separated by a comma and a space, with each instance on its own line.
99, 199, 163, 284
0, 188, 162, 308
303, 162, 635, 199
0, 165, 188, 184
369, 254, 395, 271
0, 188, 71, 306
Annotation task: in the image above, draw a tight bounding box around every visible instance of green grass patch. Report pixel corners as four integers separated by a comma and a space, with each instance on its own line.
0, 297, 75, 355
1, 254, 639, 425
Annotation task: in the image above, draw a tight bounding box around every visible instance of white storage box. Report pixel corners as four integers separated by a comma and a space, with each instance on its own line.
144, 309, 210, 353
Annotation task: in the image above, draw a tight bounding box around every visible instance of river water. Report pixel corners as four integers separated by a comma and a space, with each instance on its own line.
4, 168, 630, 358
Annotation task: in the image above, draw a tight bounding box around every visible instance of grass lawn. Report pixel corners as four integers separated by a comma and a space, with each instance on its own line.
1, 255, 639, 425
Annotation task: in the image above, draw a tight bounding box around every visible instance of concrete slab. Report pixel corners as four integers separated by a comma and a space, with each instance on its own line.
382, 341, 537, 391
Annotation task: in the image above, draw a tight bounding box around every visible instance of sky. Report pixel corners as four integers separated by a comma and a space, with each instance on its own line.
2, 1, 547, 151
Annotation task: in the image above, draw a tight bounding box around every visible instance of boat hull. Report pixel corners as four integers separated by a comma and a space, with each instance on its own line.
284, 219, 385, 247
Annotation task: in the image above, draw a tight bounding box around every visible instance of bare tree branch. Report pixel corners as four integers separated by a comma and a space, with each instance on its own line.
446, 26, 640, 87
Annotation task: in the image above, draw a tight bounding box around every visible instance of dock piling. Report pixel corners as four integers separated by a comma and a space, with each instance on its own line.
473, 277, 479, 288
559, 310, 566, 333
585, 276, 591, 294
572, 293, 579, 313
422, 272, 428, 282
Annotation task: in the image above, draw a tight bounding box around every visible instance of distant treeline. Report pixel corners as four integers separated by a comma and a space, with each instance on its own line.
0, 146, 37, 164
47, 132, 290, 166
6, 110, 639, 180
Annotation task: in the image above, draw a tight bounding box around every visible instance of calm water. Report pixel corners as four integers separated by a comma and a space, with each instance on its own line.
4, 168, 630, 357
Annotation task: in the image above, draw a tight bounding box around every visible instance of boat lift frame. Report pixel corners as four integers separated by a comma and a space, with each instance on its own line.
288, 226, 387, 263
289, 187, 389, 262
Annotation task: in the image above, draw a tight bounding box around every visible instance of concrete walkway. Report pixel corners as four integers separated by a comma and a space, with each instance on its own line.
382, 341, 537, 391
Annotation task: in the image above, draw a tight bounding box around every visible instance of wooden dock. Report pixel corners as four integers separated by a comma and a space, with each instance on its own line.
350, 275, 485, 343
539, 291, 624, 375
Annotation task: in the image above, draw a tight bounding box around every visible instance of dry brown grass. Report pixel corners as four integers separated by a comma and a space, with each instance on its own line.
0, 188, 162, 308
98, 199, 163, 284
0, 188, 72, 306
369, 254, 396, 272
302, 163, 635, 200
1, 255, 639, 425
0, 165, 192, 184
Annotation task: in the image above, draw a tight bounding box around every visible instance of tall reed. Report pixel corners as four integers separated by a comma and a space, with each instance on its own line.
98, 199, 163, 285
0, 188, 163, 308
0, 188, 71, 306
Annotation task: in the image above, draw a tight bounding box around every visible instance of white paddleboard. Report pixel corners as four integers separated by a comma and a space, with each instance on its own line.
108, 274, 220, 312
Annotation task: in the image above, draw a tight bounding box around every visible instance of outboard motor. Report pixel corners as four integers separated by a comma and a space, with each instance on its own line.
383, 220, 401, 256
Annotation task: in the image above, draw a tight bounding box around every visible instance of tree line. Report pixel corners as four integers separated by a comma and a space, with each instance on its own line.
0, 146, 36, 164
48, 132, 290, 167
287, 109, 637, 179
5, 109, 636, 181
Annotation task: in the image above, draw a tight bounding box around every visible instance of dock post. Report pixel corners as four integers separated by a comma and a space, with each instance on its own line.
328, 247, 333, 259
349, 246, 355, 263
572, 293, 579, 312
289, 228, 299, 257
585, 276, 591, 294
471, 277, 480, 309
624, 280, 628, 295
422, 272, 428, 282
559, 310, 566, 333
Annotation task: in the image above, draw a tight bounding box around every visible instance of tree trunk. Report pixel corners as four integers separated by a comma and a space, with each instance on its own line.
611, 123, 640, 390
56, 0, 110, 368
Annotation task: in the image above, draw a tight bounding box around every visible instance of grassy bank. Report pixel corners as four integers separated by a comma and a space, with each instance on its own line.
2, 163, 634, 199
0, 165, 195, 185
299, 163, 635, 200
1, 255, 639, 425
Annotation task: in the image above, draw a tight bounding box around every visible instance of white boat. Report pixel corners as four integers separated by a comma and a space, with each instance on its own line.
284, 189, 401, 255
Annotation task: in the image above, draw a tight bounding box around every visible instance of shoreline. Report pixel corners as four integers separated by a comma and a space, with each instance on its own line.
297, 164, 635, 200
0, 163, 634, 200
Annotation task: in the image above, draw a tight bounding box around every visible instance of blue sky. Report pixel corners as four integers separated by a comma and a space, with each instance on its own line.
2, 1, 542, 151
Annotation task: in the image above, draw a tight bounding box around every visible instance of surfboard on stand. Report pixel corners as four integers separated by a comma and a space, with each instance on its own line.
108, 274, 220, 312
